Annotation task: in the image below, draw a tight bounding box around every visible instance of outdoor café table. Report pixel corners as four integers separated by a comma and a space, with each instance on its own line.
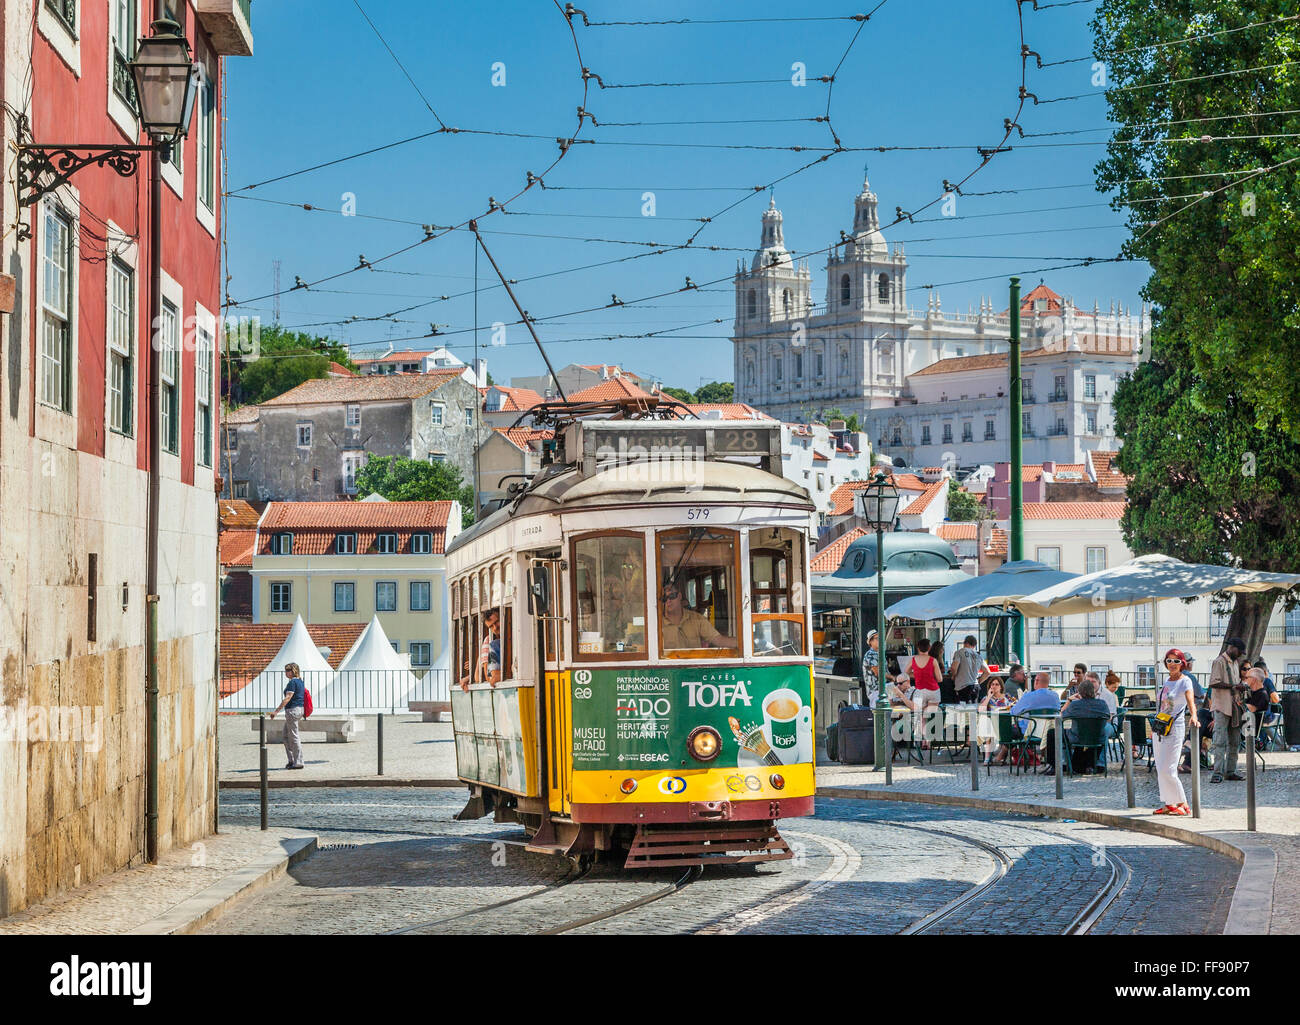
931, 704, 977, 763
888, 705, 924, 764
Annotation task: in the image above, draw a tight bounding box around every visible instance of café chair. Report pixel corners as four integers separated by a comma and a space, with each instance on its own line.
1063, 716, 1110, 776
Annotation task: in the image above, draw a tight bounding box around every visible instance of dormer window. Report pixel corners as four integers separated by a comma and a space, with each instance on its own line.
375, 532, 398, 554
412, 532, 432, 555
269, 532, 293, 555
335, 533, 357, 555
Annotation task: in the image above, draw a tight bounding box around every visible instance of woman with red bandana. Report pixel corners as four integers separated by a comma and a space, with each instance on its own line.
1153, 648, 1198, 816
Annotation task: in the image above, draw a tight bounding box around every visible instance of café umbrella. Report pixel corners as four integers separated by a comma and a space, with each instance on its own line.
1006, 553, 1300, 673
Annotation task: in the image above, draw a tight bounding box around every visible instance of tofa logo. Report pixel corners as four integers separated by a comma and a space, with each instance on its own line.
50, 957, 151, 1005
681, 680, 752, 708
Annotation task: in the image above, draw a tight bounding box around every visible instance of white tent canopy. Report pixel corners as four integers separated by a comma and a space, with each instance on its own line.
315, 615, 421, 713
219, 614, 333, 711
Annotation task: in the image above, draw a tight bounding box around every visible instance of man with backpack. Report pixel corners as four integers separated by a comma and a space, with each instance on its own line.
269, 662, 308, 770
948, 635, 990, 704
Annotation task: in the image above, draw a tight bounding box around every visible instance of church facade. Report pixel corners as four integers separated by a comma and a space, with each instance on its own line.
731, 177, 1146, 432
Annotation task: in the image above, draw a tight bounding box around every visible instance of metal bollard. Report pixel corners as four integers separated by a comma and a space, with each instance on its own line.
969, 710, 979, 792
881, 707, 892, 786
378, 712, 384, 777
259, 713, 265, 749
1190, 718, 1201, 819
259, 744, 268, 831
1245, 716, 1257, 832
1055, 714, 1064, 800
1123, 719, 1135, 809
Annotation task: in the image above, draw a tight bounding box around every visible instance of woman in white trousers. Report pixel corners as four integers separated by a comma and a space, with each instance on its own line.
1152, 648, 1198, 816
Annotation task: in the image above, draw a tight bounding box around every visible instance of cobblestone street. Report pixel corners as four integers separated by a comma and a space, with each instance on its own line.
203, 788, 1237, 935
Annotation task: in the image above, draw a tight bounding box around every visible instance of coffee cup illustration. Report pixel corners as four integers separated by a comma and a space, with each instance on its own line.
762, 688, 811, 764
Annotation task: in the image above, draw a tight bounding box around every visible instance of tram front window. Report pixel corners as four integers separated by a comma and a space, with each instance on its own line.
657, 528, 739, 656
750, 526, 807, 657
573, 533, 647, 656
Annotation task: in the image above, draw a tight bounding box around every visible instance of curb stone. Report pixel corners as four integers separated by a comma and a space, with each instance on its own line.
817, 785, 1276, 936
125, 835, 318, 935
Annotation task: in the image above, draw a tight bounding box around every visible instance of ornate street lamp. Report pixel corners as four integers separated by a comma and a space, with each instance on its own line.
859, 470, 900, 771
17, 19, 200, 208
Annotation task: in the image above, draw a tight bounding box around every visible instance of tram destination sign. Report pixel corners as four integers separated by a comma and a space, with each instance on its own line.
570, 421, 783, 477
569, 664, 813, 772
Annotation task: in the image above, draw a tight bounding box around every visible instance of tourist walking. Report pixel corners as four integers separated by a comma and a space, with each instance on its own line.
1152, 649, 1198, 815
269, 662, 306, 770
1208, 637, 1246, 783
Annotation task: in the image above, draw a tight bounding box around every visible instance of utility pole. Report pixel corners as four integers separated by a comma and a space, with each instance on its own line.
1008, 277, 1025, 662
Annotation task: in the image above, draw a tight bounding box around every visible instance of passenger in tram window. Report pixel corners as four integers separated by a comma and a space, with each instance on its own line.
660, 584, 736, 650
460, 608, 502, 689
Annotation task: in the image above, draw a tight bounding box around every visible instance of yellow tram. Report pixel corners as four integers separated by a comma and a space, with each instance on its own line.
446, 411, 817, 868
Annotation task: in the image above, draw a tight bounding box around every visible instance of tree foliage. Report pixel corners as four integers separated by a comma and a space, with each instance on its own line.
659, 386, 696, 404
946, 481, 993, 522
225, 325, 355, 407
1092, 0, 1300, 438
815, 407, 860, 433
694, 381, 734, 404
354, 455, 476, 529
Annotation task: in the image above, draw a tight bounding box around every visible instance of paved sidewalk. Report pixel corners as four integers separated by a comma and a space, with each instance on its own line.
220, 713, 458, 782
0, 826, 314, 935
817, 747, 1300, 933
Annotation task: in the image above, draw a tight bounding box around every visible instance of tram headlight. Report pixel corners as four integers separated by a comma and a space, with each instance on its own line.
687, 726, 722, 762
620, 778, 638, 794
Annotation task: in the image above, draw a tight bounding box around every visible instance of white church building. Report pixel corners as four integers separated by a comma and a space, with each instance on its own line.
731, 176, 1147, 468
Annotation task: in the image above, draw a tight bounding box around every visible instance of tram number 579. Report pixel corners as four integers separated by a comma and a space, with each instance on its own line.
685, 507, 709, 521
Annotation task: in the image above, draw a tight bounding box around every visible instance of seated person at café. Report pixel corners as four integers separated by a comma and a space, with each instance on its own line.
1002, 663, 1028, 699
1245, 668, 1272, 738
1060, 663, 1087, 703
1039, 678, 1114, 773
978, 677, 1012, 764
1090, 671, 1118, 716
659, 583, 736, 650
1009, 671, 1061, 728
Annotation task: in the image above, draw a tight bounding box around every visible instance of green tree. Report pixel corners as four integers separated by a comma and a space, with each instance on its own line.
354, 455, 476, 529
1096, 0, 1300, 655
816, 407, 860, 433
694, 381, 734, 403
946, 481, 992, 522
659, 386, 696, 405
228, 325, 356, 406
1093, 0, 1300, 438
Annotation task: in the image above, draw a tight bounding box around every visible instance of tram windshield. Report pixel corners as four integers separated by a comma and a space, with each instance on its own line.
573, 533, 648, 657
656, 528, 739, 656
750, 526, 807, 657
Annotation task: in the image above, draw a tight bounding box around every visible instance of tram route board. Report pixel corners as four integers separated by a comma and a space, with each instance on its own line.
568, 664, 812, 772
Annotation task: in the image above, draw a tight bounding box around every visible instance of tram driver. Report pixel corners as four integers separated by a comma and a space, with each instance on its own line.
659, 583, 736, 650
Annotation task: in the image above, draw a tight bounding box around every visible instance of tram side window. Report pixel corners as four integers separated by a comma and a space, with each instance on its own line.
657, 528, 739, 656
750, 527, 807, 657
572, 533, 647, 657
498, 557, 513, 681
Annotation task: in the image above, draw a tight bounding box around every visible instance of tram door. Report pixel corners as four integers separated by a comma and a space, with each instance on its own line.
528, 554, 569, 815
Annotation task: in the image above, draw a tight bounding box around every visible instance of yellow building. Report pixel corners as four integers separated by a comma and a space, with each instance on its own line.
250, 497, 460, 673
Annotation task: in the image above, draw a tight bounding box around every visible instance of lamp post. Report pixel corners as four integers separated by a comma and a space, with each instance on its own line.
860, 471, 901, 771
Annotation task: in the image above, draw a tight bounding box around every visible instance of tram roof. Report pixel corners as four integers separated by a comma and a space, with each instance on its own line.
448, 459, 814, 555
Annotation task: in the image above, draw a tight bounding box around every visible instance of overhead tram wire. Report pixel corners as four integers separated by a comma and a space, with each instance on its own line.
1034, 61, 1300, 105
1036, 12, 1300, 67
351, 0, 448, 129
226, 0, 592, 312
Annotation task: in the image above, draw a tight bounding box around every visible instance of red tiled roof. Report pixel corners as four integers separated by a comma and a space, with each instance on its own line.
355, 350, 436, 365
1090, 449, 1129, 489
936, 522, 978, 540
219, 622, 368, 692
494, 427, 554, 451
910, 352, 1009, 377
891, 473, 930, 492
327, 361, 355, 376
1021, 501, 1125, 520
486, 385, 545, 412
1019, 283, 1064, 315
984, 527, 1008, 556
262, 369, 462, 405
223, 405, 260, 425
813, 452, 829, 463
567, 377, 655, 403
219, 529, 258, 567
921, 466, 942, 474
810, 528, 868, 573
828, 480, 873, 517
218, 499, 263, 528
679, 403, 772, 421
901, 478, 947, 516
1047, 463, 1086, 477
257, 501, 453, 555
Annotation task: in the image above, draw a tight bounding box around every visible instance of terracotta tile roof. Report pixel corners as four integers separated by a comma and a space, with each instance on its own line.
1019, 283, 1064, 314
1089, 449, 1129, 489
219, 622, 367, 693
262, 369, 462, 405
891, 473, 930, 492
218, 499, 263, 528
910, 352, 1009, 377
355, 350, 436, 365
567, 377, 655, 403
1021, 501, 1125, 520
219, 529, 258, 567
679, 403, 772, 421
327, 361, 356, 376
828, 480, 873, 516
486, 385, 545, 412
494, 427, 555, 451
257, 501, 453, 556
223, 405, 260, 425
984, 527, 1008, 556
911, 337, 1133, 379
813, 452, 829, 463
936, 522, 978, 540
1047, 463, 1086, 477
810, 527, 868, 573
902, 478, 947, 515
921, 466, 943, 474
1024, 336, 1135, 358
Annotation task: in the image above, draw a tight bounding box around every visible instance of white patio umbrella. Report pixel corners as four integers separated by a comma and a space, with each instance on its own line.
219, 614, 333, 710
1008, 553, 1300, 675
315, 615, 420, 713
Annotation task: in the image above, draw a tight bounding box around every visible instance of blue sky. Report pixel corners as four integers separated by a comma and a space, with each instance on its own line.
224, 0, 1148, 390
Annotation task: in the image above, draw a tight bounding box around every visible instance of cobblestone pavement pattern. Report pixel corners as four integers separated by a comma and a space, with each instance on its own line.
205, 788, 1236, 935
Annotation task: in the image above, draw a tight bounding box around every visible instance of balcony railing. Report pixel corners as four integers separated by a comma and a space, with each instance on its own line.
112, 47, 137, 109
1045, 426, 1068, 437
1030, 626, 1294, 647
1048, 389, 1069, 403
1021, 392, 1037, 404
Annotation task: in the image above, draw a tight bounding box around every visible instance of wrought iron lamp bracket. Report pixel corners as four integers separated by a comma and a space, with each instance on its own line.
17, 143, 160, 208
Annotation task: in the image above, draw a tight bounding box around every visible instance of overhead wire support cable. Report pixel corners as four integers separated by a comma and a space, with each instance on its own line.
351, 0, 448, 129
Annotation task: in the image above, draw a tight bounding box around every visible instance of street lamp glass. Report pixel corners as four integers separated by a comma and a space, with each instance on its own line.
130, 20, 200, 143
860, 476, 901, 529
